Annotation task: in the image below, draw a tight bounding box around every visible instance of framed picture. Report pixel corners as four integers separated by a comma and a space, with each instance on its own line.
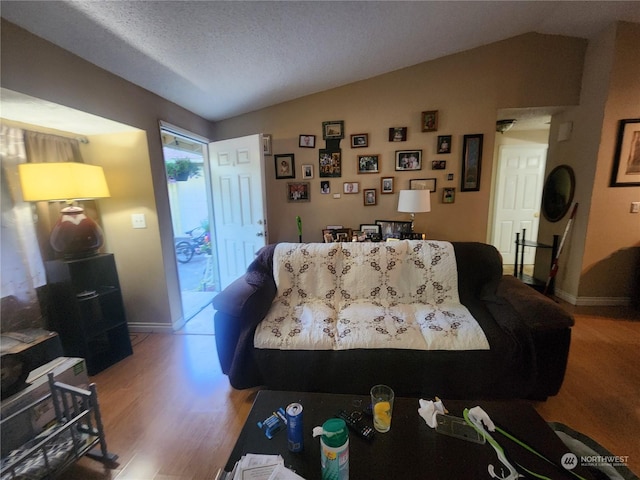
320, 180, 331, 194
299, 135, 316, 148
357, 155, 380, 174
610, 118, 640, 187
410, 178, 436, 192
319, 149, 342, 177
343, 182, 360, 194
421, 110, 438, 132
447, 173, 454, 181
461, 134, 484, 191
275, 153, 295, 179
437, 135, 452, 154
375, 220, 412, 240
442, 187, 456, 204
432, 160, 446, 170
381, 176, 394, 194
363, 188, 377, 206
302, 164, 314, 179
351, 134, 368, 148
263, 134, 272, 156
322, 120, 344, 140
359, 223, 381, 238
322, 228, 353, 243
395, 150, 422, 171
287, 182, 310, 202
389, 127, 407, 142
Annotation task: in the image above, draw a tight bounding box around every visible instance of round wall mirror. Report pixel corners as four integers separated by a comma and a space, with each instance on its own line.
542, 165, 575, 222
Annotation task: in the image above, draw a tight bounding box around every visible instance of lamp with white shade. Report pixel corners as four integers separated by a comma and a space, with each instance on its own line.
18, 162, 111, 259
397, 189, 431, 233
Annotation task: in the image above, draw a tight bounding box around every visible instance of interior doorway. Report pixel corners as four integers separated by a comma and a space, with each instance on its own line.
160, 124, 220, 330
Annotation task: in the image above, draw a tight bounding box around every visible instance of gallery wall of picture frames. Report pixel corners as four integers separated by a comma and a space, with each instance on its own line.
271, 113, 484, 205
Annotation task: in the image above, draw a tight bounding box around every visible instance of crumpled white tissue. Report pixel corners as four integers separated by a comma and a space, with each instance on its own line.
418, 398, 447, 428
467, 406, 496, 432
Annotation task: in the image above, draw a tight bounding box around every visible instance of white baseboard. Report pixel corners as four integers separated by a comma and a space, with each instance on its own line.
555, 289, 631, 306
128, 322, 177, 334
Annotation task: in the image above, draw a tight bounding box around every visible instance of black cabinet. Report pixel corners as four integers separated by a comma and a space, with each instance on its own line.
45, 254, 132, 375
513, 229, 559, 295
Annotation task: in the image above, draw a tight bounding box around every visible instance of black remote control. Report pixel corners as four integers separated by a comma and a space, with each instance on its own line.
336, 410, 375, 441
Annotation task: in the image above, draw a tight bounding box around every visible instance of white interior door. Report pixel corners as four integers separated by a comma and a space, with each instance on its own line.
492, 145, 547, 264
209, 134, 267, 289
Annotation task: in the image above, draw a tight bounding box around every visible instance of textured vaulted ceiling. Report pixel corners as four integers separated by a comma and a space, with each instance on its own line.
2, 1, 640, 122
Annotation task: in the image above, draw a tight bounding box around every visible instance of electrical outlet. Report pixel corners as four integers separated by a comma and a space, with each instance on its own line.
131, 213, 147, 228
631, 202, 640, 214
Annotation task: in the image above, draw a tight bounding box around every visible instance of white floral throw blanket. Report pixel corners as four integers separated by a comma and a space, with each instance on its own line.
254, 241, 489, 351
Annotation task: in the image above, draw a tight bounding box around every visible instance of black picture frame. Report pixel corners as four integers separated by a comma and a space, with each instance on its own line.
357, 155, 380, 174
275, 153, 295, 179
437, 135, 452, 154
375, 220, 412, 240
322, 120, 344, 140
351, 134, 368, 148
299, 135, 316, 148
395, 150, 422, 171
319, 149, 342, 177
461, 134, 483, 191
389, 127, 407, 142
432, 160, 446, 170
610, 118, 640, 187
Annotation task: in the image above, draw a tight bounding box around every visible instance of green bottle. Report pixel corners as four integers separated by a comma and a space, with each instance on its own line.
317, 418, 349, 480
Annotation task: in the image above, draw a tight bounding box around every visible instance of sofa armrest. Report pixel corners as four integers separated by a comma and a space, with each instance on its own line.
496, 275, 574, 331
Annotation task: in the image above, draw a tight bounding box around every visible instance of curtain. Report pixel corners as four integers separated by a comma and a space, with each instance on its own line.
0, 125, 46, 320
24, 130, 83, 164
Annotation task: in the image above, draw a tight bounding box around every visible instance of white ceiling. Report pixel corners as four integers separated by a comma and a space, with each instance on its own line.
2, 1, 640, 123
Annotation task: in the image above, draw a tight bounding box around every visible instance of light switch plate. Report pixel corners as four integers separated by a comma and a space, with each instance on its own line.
131, 213, 147, 228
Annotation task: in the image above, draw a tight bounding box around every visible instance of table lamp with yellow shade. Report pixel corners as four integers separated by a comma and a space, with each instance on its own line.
18, 162, 110, 259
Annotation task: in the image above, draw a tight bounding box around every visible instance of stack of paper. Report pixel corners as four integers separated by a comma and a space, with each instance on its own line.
225, 454, 305, 480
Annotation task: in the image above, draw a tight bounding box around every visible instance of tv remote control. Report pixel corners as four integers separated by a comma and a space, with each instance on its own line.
336, 410, 375, 441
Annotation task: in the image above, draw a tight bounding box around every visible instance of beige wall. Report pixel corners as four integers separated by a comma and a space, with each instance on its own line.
1, 19, 214, 330
538, 22, 640, 304
213, 33, 586, 245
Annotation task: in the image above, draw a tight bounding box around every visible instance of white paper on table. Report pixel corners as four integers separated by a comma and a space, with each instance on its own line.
232, 454, 284, 480
267, 463, 306, 480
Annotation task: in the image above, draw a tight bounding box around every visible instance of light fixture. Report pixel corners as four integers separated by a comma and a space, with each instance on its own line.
496, 119, 517, 134
397, 189, 431, 232
18, 162, 111, 259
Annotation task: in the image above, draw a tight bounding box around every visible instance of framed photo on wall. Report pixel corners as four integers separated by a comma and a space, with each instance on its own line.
389, 127, 407, 142
610, 118, 640, 187
322, 120, 344, 140
461, 134, 484, 191
275, 153, 295, 179
319, 149, 342, 177
299, 135, 316, 148
421, 110, 438, 132
351, 134, 368, 148
287, 182, 310, 202
442, 187, 456, 204
302, 164, 314, 179
410, 178, 436, 192
381, 176, 394, 194
263, 134, 272, 156
395, 150, 422, 171
363, 189, 377, 206
357, 155, 379, 174
343, 182, 360, 194
437, 135, 452, 154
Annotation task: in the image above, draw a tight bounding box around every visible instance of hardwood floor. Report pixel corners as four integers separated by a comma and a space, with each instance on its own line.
58, 304, 640, 479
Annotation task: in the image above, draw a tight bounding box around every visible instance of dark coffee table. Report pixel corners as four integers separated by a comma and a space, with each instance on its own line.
223, 390, 594, 479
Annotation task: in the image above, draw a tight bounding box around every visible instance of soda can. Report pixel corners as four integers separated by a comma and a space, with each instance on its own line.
286, 402, 304, 452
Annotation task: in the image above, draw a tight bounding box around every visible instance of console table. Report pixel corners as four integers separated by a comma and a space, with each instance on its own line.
221, 390, 594, 479
514, 229, 559, 294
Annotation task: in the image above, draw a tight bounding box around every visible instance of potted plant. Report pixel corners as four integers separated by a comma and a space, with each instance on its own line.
166, 158, 201, 181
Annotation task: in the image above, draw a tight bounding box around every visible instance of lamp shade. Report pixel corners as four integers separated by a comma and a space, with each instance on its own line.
397, 189, 431, 213
18, 162, 110, 202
